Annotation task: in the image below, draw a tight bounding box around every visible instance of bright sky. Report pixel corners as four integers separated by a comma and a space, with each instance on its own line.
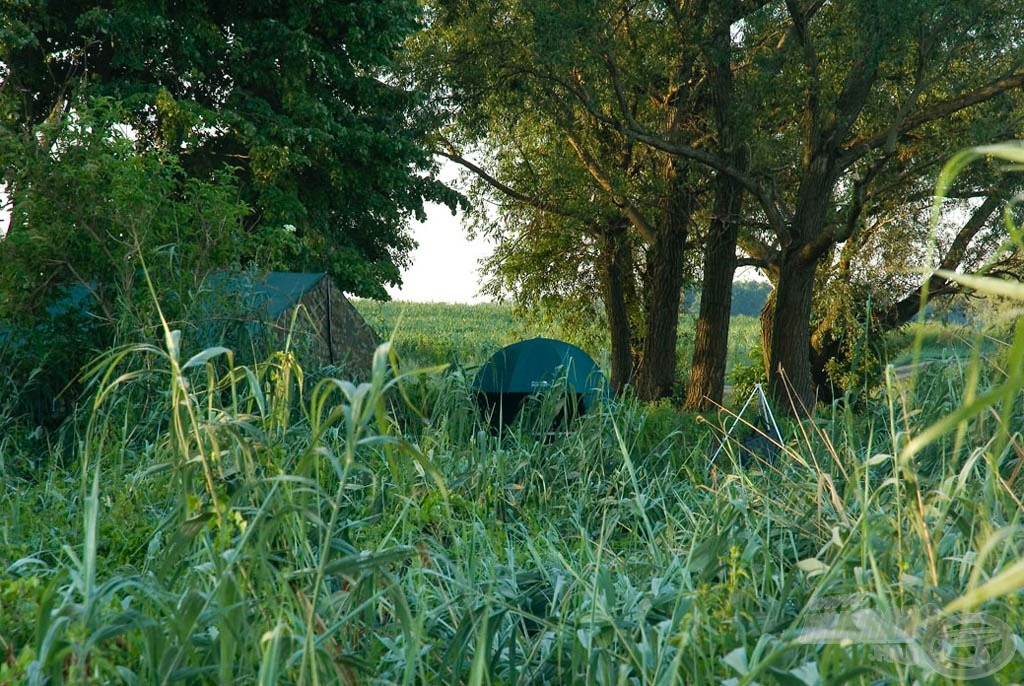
386, 199, 495, 304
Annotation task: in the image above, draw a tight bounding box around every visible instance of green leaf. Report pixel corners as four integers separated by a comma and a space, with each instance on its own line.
796, 558, 829, 577
722, 646, 749, 675
306, 546, 414, 577
901, 373, 1024, 461
182, 346, 232, 370
945, 557, 1024, 615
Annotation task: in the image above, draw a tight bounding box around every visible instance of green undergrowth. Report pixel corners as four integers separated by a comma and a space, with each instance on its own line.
1, 315, 1022, 684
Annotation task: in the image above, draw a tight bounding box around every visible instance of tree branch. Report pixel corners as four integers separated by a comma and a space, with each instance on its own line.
939, 194, 1002, 272
622, 126, 789, 236
434, 144, 578, 220
737, 233, 781, 282
842, 72, 1024, 168
785, 0, 822, 152
563, 130, 657, 245
878, 194, 1003, 328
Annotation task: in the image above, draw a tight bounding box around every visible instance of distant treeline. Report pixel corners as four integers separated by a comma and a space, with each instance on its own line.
683, 280, 772, 318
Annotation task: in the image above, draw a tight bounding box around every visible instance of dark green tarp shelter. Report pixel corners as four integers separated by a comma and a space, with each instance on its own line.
197, 271, 381, 376
473, 337, 608, 430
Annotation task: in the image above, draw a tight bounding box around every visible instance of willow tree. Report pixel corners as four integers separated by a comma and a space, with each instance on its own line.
423, 0, 1024, 409
683, 2, 751, 410
421, 0, 757, 400
749, 0, 1024, 408
802, 140, 1024, 400
627, 0, 1024, 411
444, 125, 647, 392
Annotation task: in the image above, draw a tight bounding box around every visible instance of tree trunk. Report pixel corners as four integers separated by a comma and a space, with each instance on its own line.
635, 225, 687, 400
598, 222, 635, 394
684, 14, 744, 411
635, 166, 691, 401
759, 287, 775, 376
766, 250, 818, 412
684, 181, 741, 410
763, 145, 841, 415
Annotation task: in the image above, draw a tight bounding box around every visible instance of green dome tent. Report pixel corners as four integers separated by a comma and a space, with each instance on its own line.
473, 337, 608, 431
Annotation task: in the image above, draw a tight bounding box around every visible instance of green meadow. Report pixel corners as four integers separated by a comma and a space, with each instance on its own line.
1, 300, 1022, 685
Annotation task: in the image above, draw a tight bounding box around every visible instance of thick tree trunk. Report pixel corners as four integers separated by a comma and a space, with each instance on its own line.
764, 148, 839, 415
635, 165, 691, 401
684, 183, 741, 410
684, 14, 744, 411
766, 250, 818, 412
635, 224, 687, 400
598, 223, 635, 394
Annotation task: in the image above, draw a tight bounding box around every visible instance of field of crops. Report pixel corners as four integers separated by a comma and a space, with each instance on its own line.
1, 302, 1023, 684
353, 300, 765, 384
353, 300, 535, 368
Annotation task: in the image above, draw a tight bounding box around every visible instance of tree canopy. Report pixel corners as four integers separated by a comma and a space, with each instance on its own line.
1, 0, 456, 301
419, 0, 752, 399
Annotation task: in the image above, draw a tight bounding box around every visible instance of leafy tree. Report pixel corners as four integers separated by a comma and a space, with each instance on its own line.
420, 0, 755, 401
427, 0, 1024, 412
443, 113, 650, 392
682, 4, 751, 410
0, 1, 457, 427
1, 0, 455, 300
0, 98, 247, 318
0, 98, 251, 425
806, 165, 1023, 400
680, 0, 1024, 410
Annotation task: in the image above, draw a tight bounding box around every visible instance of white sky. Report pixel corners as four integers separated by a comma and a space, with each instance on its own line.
386, 199, 494, 303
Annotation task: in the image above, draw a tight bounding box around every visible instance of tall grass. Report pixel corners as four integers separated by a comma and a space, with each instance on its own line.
3, 321, 1021, 683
